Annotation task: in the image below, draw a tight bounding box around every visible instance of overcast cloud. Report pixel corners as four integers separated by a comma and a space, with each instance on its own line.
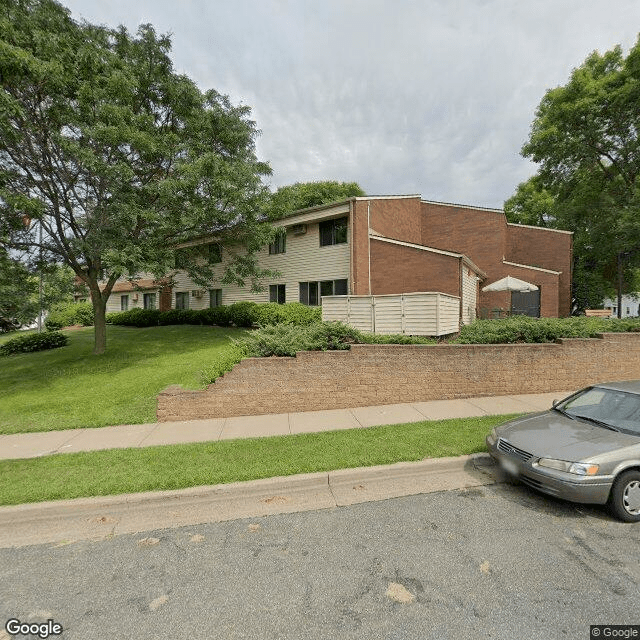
63, 0, 640, 209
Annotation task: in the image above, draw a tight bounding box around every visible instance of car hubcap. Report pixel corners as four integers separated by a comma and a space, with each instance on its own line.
622, 480, 640, 515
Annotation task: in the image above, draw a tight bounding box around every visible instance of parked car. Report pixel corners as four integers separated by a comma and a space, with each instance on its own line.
486, 381, 640, 522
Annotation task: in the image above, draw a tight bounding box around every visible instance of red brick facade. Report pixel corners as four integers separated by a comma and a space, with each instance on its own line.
347, 197, 572, 318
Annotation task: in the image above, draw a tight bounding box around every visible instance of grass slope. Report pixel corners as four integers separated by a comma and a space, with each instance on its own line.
0, 325, 245, 434
0, 414, 517, 505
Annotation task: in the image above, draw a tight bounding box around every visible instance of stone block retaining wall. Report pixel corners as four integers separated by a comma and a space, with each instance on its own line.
156, 333, 640, 422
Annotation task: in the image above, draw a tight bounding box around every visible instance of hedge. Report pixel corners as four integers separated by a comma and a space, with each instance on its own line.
0, 331, 68, 356
106, 302, 321, 328
454, 315, 640, 344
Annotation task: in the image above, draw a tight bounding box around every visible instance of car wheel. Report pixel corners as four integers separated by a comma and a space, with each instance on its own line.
608, 470, 640, 522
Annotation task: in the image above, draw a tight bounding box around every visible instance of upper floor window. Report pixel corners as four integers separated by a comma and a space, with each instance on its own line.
319, 217, 348, 247
269, 234, 286, 255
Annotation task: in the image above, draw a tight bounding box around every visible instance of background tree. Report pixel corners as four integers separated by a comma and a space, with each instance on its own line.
268, 181, 365, 219
0, 0, 273, 353
509, 37, 640, 315
0, 249, 38, 332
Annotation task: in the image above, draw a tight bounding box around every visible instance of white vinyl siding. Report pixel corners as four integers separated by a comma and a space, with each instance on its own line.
169, 221, 350, 309
461, 267, 478, 325
105, 289, 160, 313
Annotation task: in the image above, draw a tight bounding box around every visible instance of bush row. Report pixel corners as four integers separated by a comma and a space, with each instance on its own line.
45, 302, 94, 331
0, 331, 68, 356
454, 315, 640, 344
106, 302, 321, 328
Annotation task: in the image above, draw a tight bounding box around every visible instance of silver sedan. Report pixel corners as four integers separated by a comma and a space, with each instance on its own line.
486, 380, 640, 522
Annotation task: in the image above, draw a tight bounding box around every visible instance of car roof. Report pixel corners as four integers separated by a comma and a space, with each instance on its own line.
594, 380, 640, 394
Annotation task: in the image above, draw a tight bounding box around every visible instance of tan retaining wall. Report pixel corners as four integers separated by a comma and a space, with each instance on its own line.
157, 333, 640, 422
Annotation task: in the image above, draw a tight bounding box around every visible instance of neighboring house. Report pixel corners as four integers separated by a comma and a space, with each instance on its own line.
602, 294, 640, 318
99, 194, 573, 321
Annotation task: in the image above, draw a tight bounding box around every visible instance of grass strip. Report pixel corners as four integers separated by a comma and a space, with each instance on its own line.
0, 414, 520, 506
0, 325, 246, 434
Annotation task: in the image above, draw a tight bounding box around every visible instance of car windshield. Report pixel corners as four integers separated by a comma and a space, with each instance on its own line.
559, 387, 640, 436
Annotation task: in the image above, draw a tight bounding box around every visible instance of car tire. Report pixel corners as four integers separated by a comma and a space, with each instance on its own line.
608, 470, 640, 523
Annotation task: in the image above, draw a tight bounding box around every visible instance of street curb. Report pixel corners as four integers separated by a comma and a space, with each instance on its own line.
0, 454, 498, 548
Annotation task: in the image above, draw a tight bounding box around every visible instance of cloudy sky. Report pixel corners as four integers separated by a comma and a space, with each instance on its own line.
63, 0, 640, 209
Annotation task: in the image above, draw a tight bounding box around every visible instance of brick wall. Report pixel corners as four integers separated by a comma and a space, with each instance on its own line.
369, 239, 461, 296
157, 333, 640, 422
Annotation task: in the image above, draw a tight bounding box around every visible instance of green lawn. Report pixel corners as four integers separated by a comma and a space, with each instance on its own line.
0, 325, 245, 434
0, 414, 517, 505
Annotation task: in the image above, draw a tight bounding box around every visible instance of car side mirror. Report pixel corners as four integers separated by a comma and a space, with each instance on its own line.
552, 400, 559, 408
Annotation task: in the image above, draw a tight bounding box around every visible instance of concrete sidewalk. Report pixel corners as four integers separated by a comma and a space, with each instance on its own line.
0, 391, 569, 461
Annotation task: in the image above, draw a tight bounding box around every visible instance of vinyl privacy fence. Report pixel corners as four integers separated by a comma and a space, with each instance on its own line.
321, 292, 460, 336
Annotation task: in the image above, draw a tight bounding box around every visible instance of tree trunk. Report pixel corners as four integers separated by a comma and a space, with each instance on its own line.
93, 297, 108, 355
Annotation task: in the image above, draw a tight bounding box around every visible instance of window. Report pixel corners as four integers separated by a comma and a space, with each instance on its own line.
269, 284, 286, 304
209, 289, 222, 307
175, 292, 189, 309
120, 295, 129, 311
299, 282, 318, 306
269, 234, 286, 255
143, 293, 156, 310
208, 243, 222, 264
319, 217, 348, 246
299, 279, 347, 305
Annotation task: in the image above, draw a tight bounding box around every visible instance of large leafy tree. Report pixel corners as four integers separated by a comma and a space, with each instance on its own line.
0, 0, 273, 353
268, 180, 365, 219
509, 37, 640, 315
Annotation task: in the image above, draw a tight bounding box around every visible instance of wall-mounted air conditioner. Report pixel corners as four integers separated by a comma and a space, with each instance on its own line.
191, 290, 204, 298
291, 224, 307, 235
132, 293, 139, 301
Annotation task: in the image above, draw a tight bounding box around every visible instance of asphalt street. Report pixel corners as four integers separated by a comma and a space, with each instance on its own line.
2, 480, 639, 640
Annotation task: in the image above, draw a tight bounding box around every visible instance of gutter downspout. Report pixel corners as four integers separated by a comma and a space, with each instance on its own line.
349, 199, 354, 294
368, 201, 371, 295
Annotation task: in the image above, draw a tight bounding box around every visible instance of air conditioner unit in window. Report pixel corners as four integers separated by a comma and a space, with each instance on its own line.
191, 289, 204, 298
291, 224, 307, 235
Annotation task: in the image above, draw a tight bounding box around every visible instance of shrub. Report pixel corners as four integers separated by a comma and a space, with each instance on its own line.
45, 301, 94, 330
199, 344, 248, 386
157, 309, 200, 325
454, 315, 640, 344
197, 306, 231, 326
0, 331, 68, 356
226, 301, 258, 327
106, 308, 161, 327
236, 321, 435, 358
252, 302, 321, 327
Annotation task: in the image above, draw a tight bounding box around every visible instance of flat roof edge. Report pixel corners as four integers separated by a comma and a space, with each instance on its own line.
507, 222, 573, 235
